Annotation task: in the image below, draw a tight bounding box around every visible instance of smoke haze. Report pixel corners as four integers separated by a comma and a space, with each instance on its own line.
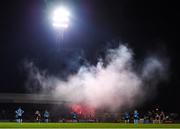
24, 44, 169, 111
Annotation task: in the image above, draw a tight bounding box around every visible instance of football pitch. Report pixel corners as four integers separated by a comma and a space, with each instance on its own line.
0, 123, 180, 128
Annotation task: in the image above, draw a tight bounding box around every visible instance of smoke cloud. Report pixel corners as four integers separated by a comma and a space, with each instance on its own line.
24, 44, 169, 111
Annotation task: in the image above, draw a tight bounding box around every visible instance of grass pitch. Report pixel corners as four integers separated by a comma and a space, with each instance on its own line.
0, 122, 180, 128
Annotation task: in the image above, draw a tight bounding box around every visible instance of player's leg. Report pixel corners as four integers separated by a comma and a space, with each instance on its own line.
20, 116, 22, 123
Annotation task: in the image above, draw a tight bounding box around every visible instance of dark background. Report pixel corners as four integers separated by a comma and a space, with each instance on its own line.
0, 0, 179, 113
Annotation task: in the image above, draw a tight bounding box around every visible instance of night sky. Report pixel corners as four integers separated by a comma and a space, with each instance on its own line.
0, 0, 180, 113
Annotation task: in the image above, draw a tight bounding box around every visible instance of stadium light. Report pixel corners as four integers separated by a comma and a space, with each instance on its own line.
52, 7, 70, 29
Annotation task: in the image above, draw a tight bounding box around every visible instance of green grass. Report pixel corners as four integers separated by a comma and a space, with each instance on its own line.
0, 122, 180, 128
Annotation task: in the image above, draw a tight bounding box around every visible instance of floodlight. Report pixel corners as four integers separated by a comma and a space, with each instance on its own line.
52, 7, 70, 29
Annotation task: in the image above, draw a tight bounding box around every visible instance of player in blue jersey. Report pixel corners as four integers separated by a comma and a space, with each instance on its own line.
15, 107, 24, 123
43, 110, 49, 123
133, 110, 139, 124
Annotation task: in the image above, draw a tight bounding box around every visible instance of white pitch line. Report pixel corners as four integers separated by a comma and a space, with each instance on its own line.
2, 128, 180, 129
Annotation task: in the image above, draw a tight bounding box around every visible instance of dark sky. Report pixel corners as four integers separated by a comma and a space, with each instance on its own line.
0, 0, 180, 112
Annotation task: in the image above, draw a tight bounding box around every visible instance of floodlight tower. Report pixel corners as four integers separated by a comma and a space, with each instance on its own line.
52, 7, 70, 49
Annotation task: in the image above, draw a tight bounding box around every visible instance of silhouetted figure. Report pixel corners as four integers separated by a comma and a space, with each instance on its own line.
35, 110, 41, 122
124, 112, 130, 123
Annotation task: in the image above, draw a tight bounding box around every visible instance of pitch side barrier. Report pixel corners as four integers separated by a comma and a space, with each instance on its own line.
0, 93, 70, 104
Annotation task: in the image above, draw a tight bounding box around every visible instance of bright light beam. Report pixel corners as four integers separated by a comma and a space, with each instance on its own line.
52, 7, 70, 29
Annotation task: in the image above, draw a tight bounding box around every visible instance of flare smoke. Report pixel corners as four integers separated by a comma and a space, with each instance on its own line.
25, 44, 169, 111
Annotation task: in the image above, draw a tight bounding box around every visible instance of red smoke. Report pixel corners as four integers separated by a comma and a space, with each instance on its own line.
70, 104, 95, 118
